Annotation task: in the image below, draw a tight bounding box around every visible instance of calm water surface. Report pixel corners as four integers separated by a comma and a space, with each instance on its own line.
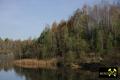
0, 69, 25, 80
0, 66, 99, 80
0, 54, 118, 80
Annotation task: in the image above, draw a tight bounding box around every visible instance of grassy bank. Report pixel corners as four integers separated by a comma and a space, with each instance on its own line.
13, 59, 57, 69
13, 58, 81, 69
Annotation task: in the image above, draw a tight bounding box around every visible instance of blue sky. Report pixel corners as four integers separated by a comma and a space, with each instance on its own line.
0, 0, 100, 40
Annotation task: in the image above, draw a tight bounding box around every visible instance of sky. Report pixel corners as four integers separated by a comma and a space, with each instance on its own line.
0, 0, 100, 40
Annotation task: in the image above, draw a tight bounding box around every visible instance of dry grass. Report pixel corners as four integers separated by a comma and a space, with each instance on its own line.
13, 58, 57, 69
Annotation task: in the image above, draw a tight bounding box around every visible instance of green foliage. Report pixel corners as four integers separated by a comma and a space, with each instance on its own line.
64, 51, 76, 65
106, 32, 113, 53
0, 1, 120, 65
95, 29, 104, 53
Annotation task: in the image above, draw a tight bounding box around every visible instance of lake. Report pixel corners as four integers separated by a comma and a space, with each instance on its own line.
0, 54, 119, 80
0, 66, 100, 80
0, 61, 120, 80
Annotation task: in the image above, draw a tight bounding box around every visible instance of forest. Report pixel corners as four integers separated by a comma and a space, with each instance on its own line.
0, 0, 120, 67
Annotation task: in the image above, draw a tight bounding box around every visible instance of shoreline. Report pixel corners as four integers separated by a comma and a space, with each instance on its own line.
13, 59, 120, 74
13, 58, 81, 69
13, 59, 57, 69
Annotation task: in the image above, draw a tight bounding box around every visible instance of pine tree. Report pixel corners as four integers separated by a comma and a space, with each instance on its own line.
95, 29, 104, 53
106, 32, 113, 53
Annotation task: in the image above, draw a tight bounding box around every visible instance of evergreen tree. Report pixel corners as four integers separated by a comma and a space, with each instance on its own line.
95, 29, 104, 53
106, 32, 113, 53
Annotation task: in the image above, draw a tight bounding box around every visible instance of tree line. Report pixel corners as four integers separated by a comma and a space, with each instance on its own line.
0, 0, 120, 65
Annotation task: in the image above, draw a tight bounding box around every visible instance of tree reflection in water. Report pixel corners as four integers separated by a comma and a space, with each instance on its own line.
13, 66, 99, 80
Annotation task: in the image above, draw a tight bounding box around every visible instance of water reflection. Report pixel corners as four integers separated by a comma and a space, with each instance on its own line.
0, 63, 118, 80
0, 60, 119, 80
0, 61, 98, 80
13, 66, 99, 80
0, 69, 25, 80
